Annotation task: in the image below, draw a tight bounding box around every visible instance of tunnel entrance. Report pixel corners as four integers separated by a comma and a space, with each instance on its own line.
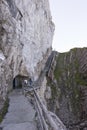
13, 75, 28, 89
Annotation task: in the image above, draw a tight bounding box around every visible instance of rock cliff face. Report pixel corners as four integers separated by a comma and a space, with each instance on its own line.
46, 48, 87, 130
0, 0, 54, 99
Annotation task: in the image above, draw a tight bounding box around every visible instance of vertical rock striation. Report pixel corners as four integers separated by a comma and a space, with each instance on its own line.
0, 0, 54, 99
46, 48, 87, 130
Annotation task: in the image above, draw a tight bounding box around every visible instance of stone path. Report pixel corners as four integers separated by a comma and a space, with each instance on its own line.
0, 89, 37, 130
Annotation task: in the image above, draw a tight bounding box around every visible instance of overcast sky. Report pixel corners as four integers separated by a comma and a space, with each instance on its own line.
49, 0, 87, 52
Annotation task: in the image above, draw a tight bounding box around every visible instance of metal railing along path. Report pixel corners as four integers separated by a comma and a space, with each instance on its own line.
23, 51, 66, 130
23, 86, 66, 130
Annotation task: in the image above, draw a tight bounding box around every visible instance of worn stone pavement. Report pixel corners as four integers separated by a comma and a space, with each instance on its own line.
0, 89, 37, 130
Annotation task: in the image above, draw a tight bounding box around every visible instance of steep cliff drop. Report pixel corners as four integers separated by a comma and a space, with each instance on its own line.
46, 48, 87, 130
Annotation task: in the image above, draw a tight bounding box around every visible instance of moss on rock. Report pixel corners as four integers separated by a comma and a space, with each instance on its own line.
46, 48, 87, 129
0, 98, 9, 123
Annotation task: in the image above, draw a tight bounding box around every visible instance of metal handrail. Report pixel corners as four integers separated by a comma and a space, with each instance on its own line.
23, 51, 66, 130
24, 86, 66, 130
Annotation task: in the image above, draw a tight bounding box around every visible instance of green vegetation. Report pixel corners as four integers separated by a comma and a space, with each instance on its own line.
47, 78, 58, 99
46, 48, 87, 127
75, 72, 87, 86
54, 53, 65, 81
46, 48, 87, 122
0, 98, 9, 123
49, 48, 87, 117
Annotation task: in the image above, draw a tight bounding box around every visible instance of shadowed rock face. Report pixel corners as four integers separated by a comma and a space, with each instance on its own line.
6, 0, 18, 18
46, 48, 87, 130
0, 0, 54, 99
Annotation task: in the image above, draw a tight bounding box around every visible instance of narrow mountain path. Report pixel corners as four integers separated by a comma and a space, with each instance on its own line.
0, 89, 37, 130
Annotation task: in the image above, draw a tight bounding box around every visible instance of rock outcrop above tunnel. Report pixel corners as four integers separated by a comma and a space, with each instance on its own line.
0, 0, 54, 99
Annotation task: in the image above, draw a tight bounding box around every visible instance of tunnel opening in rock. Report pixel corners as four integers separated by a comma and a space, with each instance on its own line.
13, 75, 29, 89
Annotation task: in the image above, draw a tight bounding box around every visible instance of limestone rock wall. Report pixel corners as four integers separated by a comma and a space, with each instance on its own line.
46, 48, 87, 130
0, 0, 54, 99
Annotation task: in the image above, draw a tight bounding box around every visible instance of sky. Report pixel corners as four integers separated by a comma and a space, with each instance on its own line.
49, 0, 87, 52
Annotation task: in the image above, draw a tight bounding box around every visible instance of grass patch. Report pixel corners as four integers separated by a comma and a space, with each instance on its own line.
0, 98, 9, 123
53, 49, 83, 115
75, 72, 87, 86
